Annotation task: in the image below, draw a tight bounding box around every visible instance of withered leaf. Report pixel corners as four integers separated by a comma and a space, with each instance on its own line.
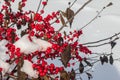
60, 70, 70, 80
109, 55, 114, 65
69, 68, 76, 80
21, 30, 27, 37
61, 44, 71, 67
65, 8, 74, 28
86, 72, 93, 80
79, 62, 84, 73
41, 76, 49, 80
110, 41, 116, 49
22, 19, 26, 26
63, 31, 67, 36
61, 11, 67, 17
17, 24, 21, 30
100, 55, 108, 65
17, 71, 27, 80
103, 55, 108, 63
100, 56, 104, 65
4, 20, 9, 28
11, 31, 15, 43
84, 60, 92, 67
5, 12, 10, 20
60, 14, 67, 27
57, 37, 64, 46
18, 2, 22, 11
30, 13, 34, 21
106, 2, 113, 7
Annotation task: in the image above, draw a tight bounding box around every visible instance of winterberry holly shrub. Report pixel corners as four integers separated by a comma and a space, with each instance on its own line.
0, 0, 117, 80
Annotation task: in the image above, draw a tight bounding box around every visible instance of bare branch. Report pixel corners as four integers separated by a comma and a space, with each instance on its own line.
79, 7, 104, 30
69, 0, 78, 8
50, 0, 92, 40
82, 33, 120, 46
36, 0, 42, 13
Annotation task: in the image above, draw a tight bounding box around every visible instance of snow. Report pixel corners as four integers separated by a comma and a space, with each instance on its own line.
14, 34, 52, 54
14, 34, 40, 54
0, 59, 10, 76
0, 40, 9, 61
33, 38, 52, 51
21, 60, 38, 78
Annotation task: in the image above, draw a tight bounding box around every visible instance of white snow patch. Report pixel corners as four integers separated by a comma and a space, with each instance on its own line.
0, 59, 10, 76
0, 40, 9, 61
33, 38, 52, 51
14, 34, 41, 54
21, 60, 38, 78
14, 34, 52, 54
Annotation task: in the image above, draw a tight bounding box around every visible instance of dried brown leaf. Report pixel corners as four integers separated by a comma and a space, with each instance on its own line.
22, 19, 26, 26
61, 44, 71, 67
60, 70, 70, 80
17, 71, 27, 80
110, 41, 116, 49
57, 37, 64, 46
69, 68, 76, 80
60, 14, 67, 27
18, 2, 22, 11
11, 31, 15, 43
109, 55, 114, 65
41, 76, 49, 80
103, 55, 108, 63
61, 11, 67, 17
17, 24, 21, 30
21, 30, 27, 37
63, 31, 67, 36
106, 2, 113, 7
65, 8, 74, 28
84, 60, 92, 67
100, 56, 104, 65
79, 62, 84, 73
86, 72, 93, 80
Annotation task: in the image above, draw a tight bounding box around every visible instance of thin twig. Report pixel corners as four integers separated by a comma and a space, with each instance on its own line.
79, 7, 104, 30
86, 42, 110, 47
69, 0, 78, 8
36, 0, 42, 13
6, 73, 17, 80
82, 32, 120, 45
75, 60, 99, 71
84, 35, 120, 47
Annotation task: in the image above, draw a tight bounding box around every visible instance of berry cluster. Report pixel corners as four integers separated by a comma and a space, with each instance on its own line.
0, 0, 92, 79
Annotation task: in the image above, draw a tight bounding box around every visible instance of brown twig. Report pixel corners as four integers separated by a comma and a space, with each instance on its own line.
84, 35, 119, 47
69, 0, 78, 8
82, 32, 120, 45
36, 0, 42, 13
6, 65, 18, 80
79, 7, 104, 30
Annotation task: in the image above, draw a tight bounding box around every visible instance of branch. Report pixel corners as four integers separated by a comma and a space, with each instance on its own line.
5, 73, 17, 80
69, 0, 78, 8
36, 0, 42, 13
83, 33, 120, 47
79, 2, 113, 30
50, 0, 92, 40
79, 7, 104, 30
